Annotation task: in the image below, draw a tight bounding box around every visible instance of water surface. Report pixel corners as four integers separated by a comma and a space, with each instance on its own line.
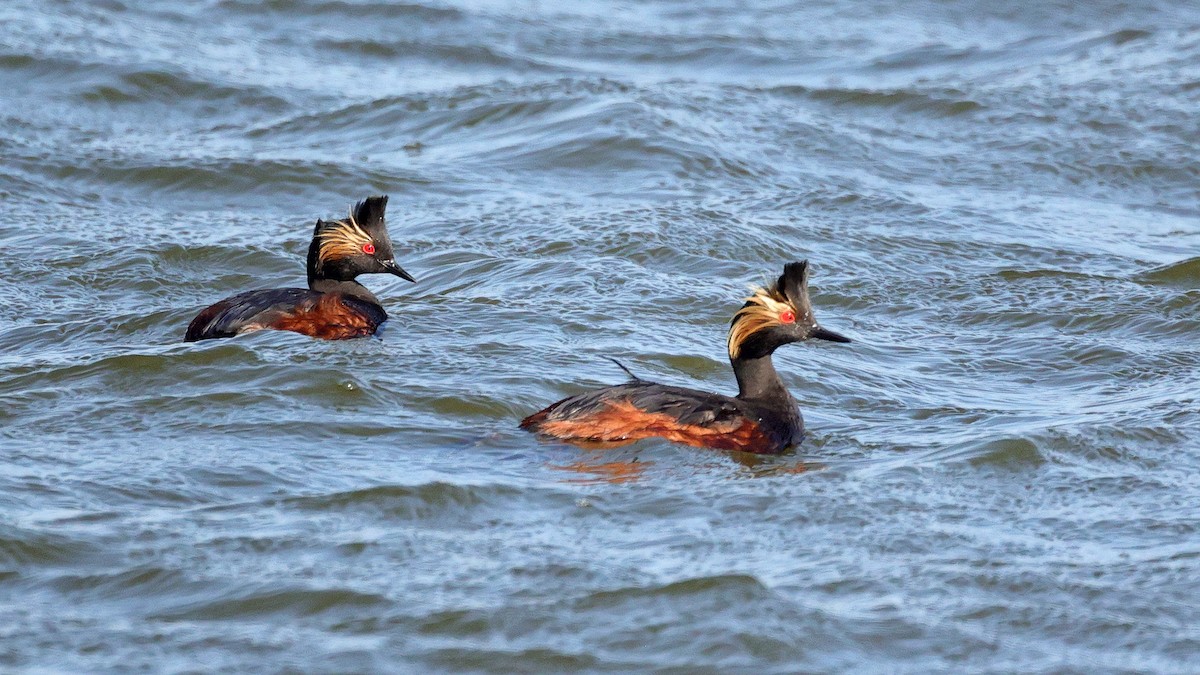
2, 0, 1199, 671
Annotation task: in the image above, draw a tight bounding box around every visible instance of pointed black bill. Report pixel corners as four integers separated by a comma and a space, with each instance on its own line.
382, 259, 416, 283
811, 325, 850, 343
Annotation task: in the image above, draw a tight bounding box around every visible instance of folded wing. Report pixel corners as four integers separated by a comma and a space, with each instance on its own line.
521, 381, 774, 452
184, 289, 387, 341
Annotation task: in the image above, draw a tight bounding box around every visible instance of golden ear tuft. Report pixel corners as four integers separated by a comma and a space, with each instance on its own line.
726, 285, 795, 359
317, 212, 373, 264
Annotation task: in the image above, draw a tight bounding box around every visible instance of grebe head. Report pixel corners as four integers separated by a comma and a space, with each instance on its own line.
727, 260, 849, 361
307, 195, 416, 284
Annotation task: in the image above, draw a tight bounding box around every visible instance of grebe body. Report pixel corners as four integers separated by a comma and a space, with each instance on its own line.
521, 262, 849, 454
185, 196, 414, 342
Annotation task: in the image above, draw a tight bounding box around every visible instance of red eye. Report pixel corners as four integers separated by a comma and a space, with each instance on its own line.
779, 310, 796, 324
362, 242, 376, 255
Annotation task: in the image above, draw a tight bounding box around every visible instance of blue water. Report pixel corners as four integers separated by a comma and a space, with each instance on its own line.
1, 0, 1199, 671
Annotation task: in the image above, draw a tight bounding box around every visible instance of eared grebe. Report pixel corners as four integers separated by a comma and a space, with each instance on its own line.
184, 196, 415, 342
520, 261, 850, 454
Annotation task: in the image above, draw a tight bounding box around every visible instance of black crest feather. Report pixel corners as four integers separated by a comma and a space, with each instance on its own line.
353, 195, 389, 228
778, 260, 810, 311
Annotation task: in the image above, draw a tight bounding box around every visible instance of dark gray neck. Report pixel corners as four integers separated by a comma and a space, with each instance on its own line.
732, 354, 791, 402
309, 278, 382, 306
306, 234, 376, 303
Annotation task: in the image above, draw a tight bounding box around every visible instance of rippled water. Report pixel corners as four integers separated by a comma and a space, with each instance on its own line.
2, 0, 1199, 671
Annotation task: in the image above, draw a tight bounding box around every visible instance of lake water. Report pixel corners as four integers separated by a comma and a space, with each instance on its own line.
2, 0, 1199, 671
